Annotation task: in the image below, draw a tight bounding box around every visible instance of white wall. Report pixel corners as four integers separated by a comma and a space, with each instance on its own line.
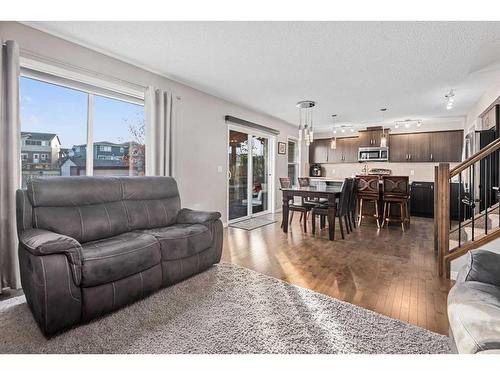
0, 22, 306, 224
465, 76, 500, 131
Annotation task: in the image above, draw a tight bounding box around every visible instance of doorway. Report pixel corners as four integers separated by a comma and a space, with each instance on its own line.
228, 127, 273, 222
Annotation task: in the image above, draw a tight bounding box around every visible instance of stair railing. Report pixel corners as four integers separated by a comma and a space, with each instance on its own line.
435, 137, 500, 278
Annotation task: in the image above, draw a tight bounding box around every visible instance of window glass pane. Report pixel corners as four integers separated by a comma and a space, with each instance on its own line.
20, 77, 88, 187
288, 140, 296, 163
92, 95, 145, 176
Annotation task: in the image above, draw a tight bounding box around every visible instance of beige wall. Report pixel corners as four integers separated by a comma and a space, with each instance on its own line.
0, 22, 306, 224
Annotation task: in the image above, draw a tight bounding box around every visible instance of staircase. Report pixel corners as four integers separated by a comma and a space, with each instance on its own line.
435, 138, 500, 278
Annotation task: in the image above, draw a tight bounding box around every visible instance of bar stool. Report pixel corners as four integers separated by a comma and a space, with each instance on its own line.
356, 175, 380, 228
381, 176, 410, 231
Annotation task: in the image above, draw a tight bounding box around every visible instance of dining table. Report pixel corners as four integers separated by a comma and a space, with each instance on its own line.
280, 183, 343, 241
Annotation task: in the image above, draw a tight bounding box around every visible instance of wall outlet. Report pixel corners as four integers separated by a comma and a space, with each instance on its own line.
331, 168, 336, 175
410, 169, 415, 176
217, 166, 223, 173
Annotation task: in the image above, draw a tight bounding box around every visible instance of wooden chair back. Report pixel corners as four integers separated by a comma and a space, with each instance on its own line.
382, 176, 409, 198
279, 177, 292, 189
298, 177, 310, 187
355, 175, 380, 196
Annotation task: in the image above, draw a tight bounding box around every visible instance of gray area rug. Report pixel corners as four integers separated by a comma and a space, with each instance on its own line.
229, 217, 277, 230
0, 263, 451, 354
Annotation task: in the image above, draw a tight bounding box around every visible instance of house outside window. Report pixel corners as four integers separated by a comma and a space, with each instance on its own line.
20, 74, 145, 187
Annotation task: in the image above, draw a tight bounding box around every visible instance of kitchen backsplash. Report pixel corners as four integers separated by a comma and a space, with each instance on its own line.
316, 162, 460, 182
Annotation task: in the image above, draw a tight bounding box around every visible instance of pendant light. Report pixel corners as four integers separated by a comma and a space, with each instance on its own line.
380, 108, 388, 148
330, 114, 337, 149
296, 100, 316, 146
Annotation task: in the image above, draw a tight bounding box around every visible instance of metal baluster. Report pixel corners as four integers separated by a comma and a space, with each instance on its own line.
458, 172, 462, 247
485, 155, 489, 235
472, 164, 475, 241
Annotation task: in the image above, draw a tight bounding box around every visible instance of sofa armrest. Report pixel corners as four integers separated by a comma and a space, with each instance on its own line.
177, 208, 221, 224
460, 249, 500, 287
19, 228, 82, 285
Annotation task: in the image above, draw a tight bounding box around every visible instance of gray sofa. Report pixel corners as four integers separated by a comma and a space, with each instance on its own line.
16, 176, 223, 336
448, 249, 500, 354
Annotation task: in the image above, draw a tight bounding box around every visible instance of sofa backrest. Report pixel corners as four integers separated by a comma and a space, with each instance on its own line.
20, 176, 181, 243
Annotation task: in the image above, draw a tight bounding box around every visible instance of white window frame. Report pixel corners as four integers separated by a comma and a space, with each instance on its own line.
33, 153, 39, 163
21, 153, 28, 161
20, 58, 146, 177
40, 153, 48, 161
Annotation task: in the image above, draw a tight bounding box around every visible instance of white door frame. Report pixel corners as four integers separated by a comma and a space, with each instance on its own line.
227, 123, 275, 224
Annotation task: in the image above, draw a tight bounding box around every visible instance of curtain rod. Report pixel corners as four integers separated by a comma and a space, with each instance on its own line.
20, 48, 147, 92
225, 115, 280, 135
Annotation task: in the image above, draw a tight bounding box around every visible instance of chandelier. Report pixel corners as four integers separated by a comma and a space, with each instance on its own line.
296, 100, 316, 146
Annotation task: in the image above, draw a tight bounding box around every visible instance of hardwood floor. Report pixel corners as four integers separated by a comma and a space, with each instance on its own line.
222, 214, 453, 335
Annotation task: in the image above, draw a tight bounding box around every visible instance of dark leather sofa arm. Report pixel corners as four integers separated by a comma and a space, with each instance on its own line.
177, 208, 221, 224
459, 249, 500, 287
19, 228, 82, 285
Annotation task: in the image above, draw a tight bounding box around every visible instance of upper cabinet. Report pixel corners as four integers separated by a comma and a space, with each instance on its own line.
310, 130, 463, 164
328, 137, 359, 163
358, 129, 385, 147
389, 130, 463, 163
309, 139, 329, 163
309, 137, 359, 164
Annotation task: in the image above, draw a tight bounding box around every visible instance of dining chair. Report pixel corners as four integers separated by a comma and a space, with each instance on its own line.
311, 178, 353, 240
356, 175, 380, 228
279, 177, 314, 232
298, 177, 328, 204
381, 175, 410, 231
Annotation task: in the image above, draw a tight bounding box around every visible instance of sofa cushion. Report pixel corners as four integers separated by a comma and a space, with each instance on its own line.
121, 177, 181, 230
81, 232, 161, 287
139, 224, 212, 260
448, 280, 500, 354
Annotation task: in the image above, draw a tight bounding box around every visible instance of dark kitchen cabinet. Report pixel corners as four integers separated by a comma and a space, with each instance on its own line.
309, 139, 329, 163
410, 181, 434, 217
410, 181, 470, 220
429, 131, 463, 162
358, 129, 384, 147
329, 137, 359, 163
390, 130, 463, 162
389, 134, 410, 162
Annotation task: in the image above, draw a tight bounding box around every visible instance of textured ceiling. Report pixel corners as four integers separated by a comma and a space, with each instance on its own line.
25, 21, 500, 131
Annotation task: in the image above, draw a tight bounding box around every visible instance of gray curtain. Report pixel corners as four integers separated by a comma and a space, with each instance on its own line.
145, 87, 173, 176
0, 40, 21, 291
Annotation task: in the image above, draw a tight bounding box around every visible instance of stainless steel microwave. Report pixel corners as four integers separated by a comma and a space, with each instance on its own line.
358, 147, 389, 162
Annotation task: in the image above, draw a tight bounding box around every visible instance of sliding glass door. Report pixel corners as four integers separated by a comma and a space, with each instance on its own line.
228, 128, 272, 222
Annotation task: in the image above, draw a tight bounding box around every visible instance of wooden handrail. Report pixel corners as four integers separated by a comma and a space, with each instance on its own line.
444, 228, 500, 263
450, 138, 500, 177
436, 136, 500, 279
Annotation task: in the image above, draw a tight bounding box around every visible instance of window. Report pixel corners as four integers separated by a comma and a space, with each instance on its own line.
25, 139, 42, 146
93, 95, 145, 176
20, 74, 145, 186
287, 139, 299, 185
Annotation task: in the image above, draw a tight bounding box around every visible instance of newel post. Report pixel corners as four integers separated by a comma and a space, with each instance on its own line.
435, 163, 450, 277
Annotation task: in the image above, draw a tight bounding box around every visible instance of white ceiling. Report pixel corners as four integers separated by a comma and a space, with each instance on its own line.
25, 21, 500, 132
